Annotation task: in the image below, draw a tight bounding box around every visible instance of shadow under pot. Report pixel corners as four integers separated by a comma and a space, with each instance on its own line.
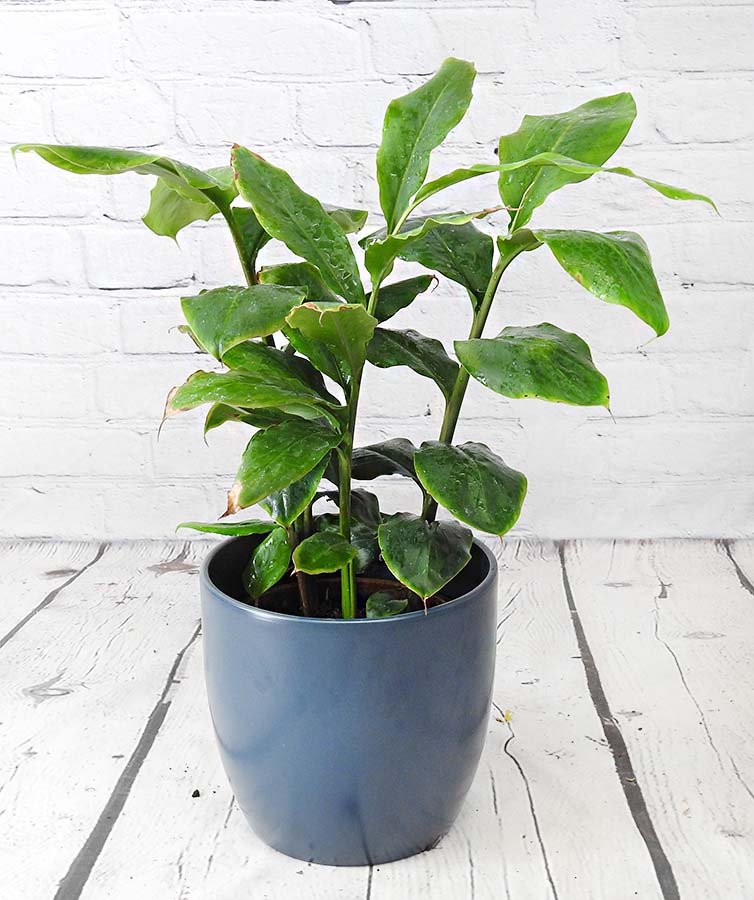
200, 534, 498, 866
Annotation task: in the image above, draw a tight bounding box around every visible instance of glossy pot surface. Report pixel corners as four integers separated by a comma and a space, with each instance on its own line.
201, 535, 498, 866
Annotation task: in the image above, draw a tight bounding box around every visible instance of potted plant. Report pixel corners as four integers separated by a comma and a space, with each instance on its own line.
14, 58, 714, 866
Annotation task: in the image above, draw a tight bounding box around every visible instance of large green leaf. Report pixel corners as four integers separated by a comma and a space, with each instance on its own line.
374, 276, 434, 323
376, 58, 476, 231
243, 526, 291, 600
177, 519, 275, 536
204, 403, 300, 435
361, 209, 498, 284
315, 514, 379, 575
456, 323, 610, 407
378, 513, 472, 601
350, 438, 419, 482
415, 441, 527, 535
534, 229, 669, 337
285, 303, 377, 386
398, 222, 493, 308
260, 262, 340, 304
181, 285, 305, 360
261, 456, 329, 527
143, 166, 236, 239
226, 420, 341, 514
367, 327, 459, 401
498, 93, 636, 228
292, 532, 358, 575
232, 146, 365, 305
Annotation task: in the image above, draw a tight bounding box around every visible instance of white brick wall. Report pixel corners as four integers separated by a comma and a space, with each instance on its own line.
1, 0, 752, 539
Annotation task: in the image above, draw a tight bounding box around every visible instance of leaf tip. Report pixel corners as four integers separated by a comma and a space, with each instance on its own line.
223, 482, 243, 518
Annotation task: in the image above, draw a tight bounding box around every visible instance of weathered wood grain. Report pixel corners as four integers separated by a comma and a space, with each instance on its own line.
0, 541, 208, 900
563, 540, 754, 899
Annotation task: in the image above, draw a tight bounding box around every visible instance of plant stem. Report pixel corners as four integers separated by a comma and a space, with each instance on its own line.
422, 230, 540, 522
286, 525, 313, 617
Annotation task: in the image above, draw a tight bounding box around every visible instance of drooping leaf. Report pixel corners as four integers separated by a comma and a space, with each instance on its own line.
374, 275, 434, 323
315, 515, 379, 575
181, 284, 305, 359
143, 166, 236, 239
398, 222, 493, 308
292, 532, 358, 575
498, 93, 636, 228
534, 229, 669, 337
456, 323, 610, 407
231, 206, 271, 268
204, 403, 300, 435
350, 438, 419, 482
376, 58, 476, 231
285, 303, 377, 386
232, 146, 365, 305
177, 519, 276, 536
243, 526, 291, 600
366, 592, 409, 619
378, 513, 472, 601
260, 262, 340, 304
361, 209, 498, 284
367, 327, 459, 401
414, 441, 527, 535
226, 420, 341, 514
261, 456, 329, 527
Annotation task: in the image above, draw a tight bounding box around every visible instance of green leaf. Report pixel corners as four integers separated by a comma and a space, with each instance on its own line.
351, 438, 419, 482
227, 420, 341, 514
376, 58, 476, 231
456, 323, 610, 407
204, 403, 300, 435
534, 229, 669, 337
232, 206, 271, 268
398, 222, 493, 308
243, 526, 291, 600
260, 262, 340, 304
322, 204, 368, 234
232, 146, 365, 305
292, 532, 358, 575
322, 488, 381, 528
181, 284, 305, 359
361, 209, 498, 284
177, 519, 276, 536
374, 275, 434, 323
378, 513, 472, 601
285, 303, 377, 385
498, 93, 636, 228
315, 515, 379, 575
414, 441, 527, 535
366, 592, 409, 619
261, 456, 329, 527
167, 369, 333, 421
143, 167, 236, 239
367, 327, 459, 401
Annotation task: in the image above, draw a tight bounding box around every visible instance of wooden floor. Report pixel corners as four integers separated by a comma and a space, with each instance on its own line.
2, 540, 754, 900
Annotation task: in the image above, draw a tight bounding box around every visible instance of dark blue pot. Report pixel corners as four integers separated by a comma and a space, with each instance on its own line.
200, 535, 497, 866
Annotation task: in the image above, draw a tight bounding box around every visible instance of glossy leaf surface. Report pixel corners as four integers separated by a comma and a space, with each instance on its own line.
456, 323, 610, 407
177, 519, 275, 536
203, 403, 300, 435
261, 456, 329, 527
378, 513, 472, 600
415, 441, 527, 535
226, 420, 341, 513
260, 262, 340, 304
367, 327, 459, 401
243, 526, 291, 599
286, 303, 377, 385
292, 532, 358, 575
143, 166, 235, 238
351, 438, 419, 482
376, 58, 476, 230
535, 229, 669, 336
315, 515, 379, 575
181, 284, 305, 359
232, 146, 365, 305
366, 592, 409, 619
373, 276, 434, 323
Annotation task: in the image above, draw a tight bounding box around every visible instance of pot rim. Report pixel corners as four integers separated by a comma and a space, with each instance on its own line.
200, 535, 498, 626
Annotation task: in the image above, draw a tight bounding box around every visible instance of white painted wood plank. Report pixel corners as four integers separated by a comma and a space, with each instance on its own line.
0, 541, 208, 900
79, 635, 370, 900
0, 540, 101, 639
369, 540, 663, 900
564, 540, 754, 899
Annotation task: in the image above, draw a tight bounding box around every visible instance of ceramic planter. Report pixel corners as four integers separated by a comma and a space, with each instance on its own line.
200, 534, 497, 866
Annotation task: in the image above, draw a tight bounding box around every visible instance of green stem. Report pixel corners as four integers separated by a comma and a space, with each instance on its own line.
422, 230, 540, 522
